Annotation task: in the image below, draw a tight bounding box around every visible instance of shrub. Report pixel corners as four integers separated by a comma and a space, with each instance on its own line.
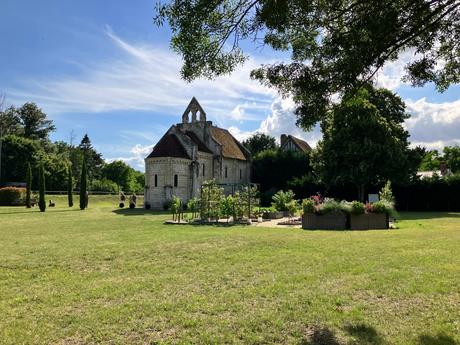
379, 180, 395, 204
220, 195, 235, 221
0, 187, 26, 206
316, 199, 349, 215
187, 197, 200, 219
271, 190, 295, 211
90, 178, 118, 193
286, 199, 298, 216
372, 200, 398, 218
302, 199, 315, 214
200, 180, 224, 220
171, 195, 183, 221
350, 201, 365, 215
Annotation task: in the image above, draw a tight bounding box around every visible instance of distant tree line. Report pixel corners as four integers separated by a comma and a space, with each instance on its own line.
0, 102, 144, 193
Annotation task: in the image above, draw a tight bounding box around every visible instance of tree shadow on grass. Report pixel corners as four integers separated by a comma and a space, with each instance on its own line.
0, 208, 78, 215
418, 333, 458, 345
343, 323, 385, 345
299, 325, 342, 345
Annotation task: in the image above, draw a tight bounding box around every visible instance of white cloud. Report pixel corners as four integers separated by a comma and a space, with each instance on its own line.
106, 143, 153, 170
405, 97, 460, 149
8, 26, 275, 123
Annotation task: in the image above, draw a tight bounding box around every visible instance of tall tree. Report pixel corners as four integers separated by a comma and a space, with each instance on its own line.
156, 0, 460, 128
79, 159, 88, 210
25, 162, 32, 208
78, 134, 104, 180
16, 103, 55, 140
102, 160, 143, 192
314, 86, 411, 201
67, 165, 73, 207
443, 145, 460, 173
38, 162, 46, 212
0, 106, 23, 136
242, 132, 277, 156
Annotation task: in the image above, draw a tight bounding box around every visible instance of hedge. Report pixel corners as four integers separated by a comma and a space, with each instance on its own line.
0, 187, 26, 206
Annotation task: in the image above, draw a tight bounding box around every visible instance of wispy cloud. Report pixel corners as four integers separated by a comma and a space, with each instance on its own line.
8, 26, 275, 126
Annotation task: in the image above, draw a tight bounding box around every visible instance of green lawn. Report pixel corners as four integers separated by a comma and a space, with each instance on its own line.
0, 196, 459, 345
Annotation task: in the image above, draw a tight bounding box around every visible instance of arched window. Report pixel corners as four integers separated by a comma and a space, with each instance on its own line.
174, 174, 178, 187
224, 166, 228, 178
202, 163, 205, 177
154, 174, 158, 187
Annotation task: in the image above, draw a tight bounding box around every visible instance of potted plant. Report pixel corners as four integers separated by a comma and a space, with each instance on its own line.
271, 190, 296, 217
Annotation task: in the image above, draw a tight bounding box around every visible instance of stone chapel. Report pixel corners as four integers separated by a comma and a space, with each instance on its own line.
144, 97, 251, 209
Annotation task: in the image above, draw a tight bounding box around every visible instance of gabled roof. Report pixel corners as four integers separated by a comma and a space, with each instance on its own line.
284, 135, 312, 153
184, 131, 212, 154
211, 126, 249, 161
147, 134, 190, 159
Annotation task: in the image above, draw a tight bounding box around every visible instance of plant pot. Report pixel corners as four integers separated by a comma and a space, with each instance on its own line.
350, 213, 388, 230
302, 213, 347, 230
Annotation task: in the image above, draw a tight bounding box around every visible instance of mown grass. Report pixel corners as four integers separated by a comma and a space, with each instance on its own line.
0, 196, 459, 344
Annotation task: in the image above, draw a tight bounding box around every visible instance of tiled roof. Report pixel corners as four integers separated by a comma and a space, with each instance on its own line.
211, 126, 249, 161
147, 134, 190, 159
184, 131, 212, 154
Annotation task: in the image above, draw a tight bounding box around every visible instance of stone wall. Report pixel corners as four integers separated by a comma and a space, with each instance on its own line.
144, 157, 192, 209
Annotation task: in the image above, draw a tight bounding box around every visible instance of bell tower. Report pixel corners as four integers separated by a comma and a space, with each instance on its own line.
182, 97, 207, 123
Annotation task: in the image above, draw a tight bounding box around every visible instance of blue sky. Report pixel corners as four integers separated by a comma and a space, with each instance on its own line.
2, 0, 460, 170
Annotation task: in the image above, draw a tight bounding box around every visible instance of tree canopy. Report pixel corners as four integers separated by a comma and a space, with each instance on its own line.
242, 132, 277, 156
155, 0, 460, 128
313, 85, 413, 200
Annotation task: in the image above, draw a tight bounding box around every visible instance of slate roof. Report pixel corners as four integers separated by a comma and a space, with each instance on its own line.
147, 134, 190, 159
211, 126, 249, 161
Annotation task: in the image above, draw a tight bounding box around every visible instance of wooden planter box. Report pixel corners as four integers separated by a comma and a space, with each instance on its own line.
350, 213, 388, 230
262, 211, 284, 219
302, 213, 347, 230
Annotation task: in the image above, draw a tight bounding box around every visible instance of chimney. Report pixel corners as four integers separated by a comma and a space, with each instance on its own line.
440, 161, 447, 176
281, 134, 288, 147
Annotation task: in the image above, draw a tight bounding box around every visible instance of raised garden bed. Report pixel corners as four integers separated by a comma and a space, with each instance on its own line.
262, 211, 284, 219
350, 213, 388, 230
302, 213, 347, 230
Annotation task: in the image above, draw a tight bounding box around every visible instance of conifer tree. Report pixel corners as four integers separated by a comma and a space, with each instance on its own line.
79, 159, 87, 210
67, 165, 73, 207
38, 162, 46, 212
25, 162, 32, 208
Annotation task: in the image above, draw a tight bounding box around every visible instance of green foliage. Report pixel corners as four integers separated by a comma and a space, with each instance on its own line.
253, 149, 311, 205
242, 132, 277, 156
156, 1, 460, 128
67, 165, 73, 208
187, 197, 200, 219
271, 190, 295, 212
442, 146, 460, 173
302, 199, 315, 214
314, 86, 412, 201
200, 180, 223, 220
25, 163, 32, 208
78, 134, 104, 181
171, 196, 183, 221
350, 201, 365, 215
0, 187, 26, 206
79, 160, 88, 210
379, 180, 395, 204
316, 199, 350, 215
102, 160, 143, 193
38, 163, 46, 212
220, 195, 235, 221
237, 185, 260, 218
285, 199, 298, 217
372, 200, 398, 218
90, 179, 118, 193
